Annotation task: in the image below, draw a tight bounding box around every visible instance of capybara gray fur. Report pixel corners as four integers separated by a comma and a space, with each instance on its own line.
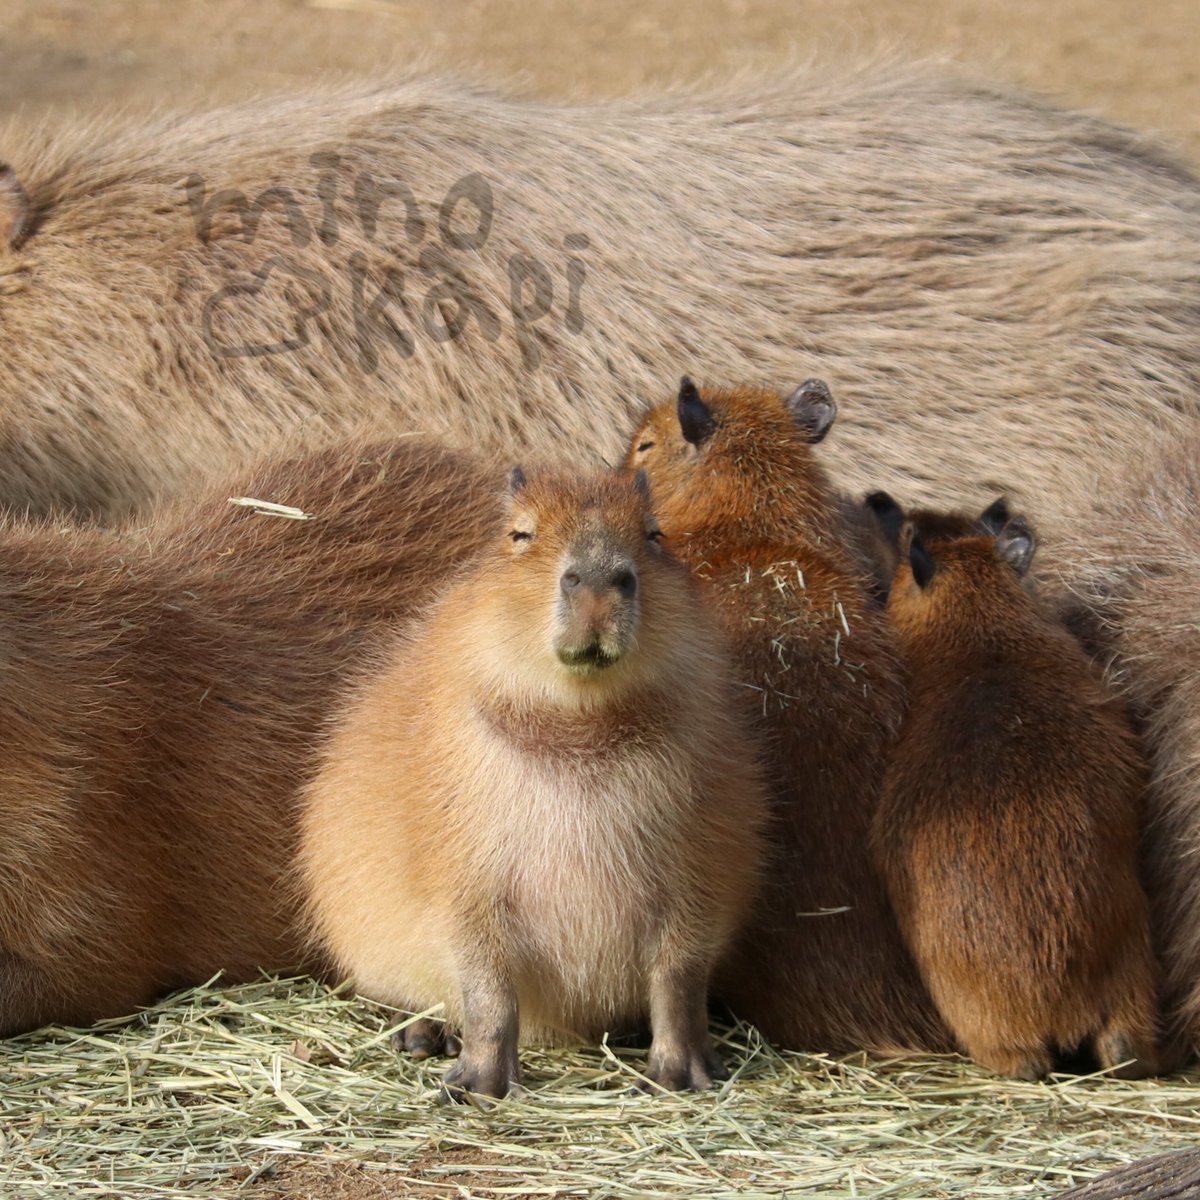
0, 438, 504, 1034
1058, 436, 1200, 1064
1, 65, 1200, 541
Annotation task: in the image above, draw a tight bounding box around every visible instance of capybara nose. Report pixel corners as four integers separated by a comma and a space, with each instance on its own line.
612, 568, 637, 599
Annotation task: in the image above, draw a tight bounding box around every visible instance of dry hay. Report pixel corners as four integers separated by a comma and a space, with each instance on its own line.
0, 976, 1196, 1199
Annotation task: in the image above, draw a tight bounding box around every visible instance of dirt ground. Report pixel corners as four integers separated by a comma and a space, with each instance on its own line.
2, 0, 1200, 164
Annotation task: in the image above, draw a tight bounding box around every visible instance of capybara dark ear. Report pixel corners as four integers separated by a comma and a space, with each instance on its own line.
865, 490, 905, 549
508, 465, 528, 495
997, 517, 1036, 577
785, 379, 837, 443
0, 164, 31, 250
677, 376, 716, 446
978, 497, 1011, 536
908, 528, 936, 590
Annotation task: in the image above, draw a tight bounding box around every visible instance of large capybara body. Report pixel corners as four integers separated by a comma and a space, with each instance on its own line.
0, 438, 502, 1035
1057, 437, 1200, 1063
1, 66, 1200, 542
626, 379, 951, 1054
875, 519, 1157, 1079
299, 470, 765, 1099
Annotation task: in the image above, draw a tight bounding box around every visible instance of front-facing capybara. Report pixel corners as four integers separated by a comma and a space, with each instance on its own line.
626, 378, 950, 1054
875, 519, 1158, 1078
2, 66, 1200, 537
0, 438, 502, 1035
299, 469, 765, 1100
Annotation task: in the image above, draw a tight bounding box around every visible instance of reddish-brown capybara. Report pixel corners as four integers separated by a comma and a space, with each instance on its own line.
299, 469, 765, 1099
2, 66, 1200, 537
625, 377, 951, 1054
0, 438, 505, 1035
875, 518, 1157, 1078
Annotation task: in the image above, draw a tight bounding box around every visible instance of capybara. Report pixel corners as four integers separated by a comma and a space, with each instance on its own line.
861, 492, 1012, 601
625, 377, 950, 1054
875, 518, 1157, 1079
1057, 435, 1200, 1063
2, 67, 1200, 536
0, 438, 504, 1035
299, 469, 765, 1099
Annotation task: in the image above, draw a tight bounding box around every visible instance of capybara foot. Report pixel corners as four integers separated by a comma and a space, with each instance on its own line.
642, 1041, 728, 1092
391, 1016, 462, 1060
972, 1043, 1052, 1081
440, 1054, 520, 1103
1095, 1029, 1158, 1079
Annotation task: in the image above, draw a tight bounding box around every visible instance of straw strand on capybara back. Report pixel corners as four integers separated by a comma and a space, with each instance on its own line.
876, 522, 1157, 1079
300, 469, 765, 1099
0, 438, 502, 1035
3, 66, 1200, 543
626, 378, 950, 1054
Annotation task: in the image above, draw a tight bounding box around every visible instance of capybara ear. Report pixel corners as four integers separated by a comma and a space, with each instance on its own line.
907, 527, 936, 590
785, 379, 837, 443
997, 517, 1036, 577
978, 497, 1011, 536
0, 164, 31, 250
865, 490, 905, 549
677, 376, 716, 446
509, 465, 528, 495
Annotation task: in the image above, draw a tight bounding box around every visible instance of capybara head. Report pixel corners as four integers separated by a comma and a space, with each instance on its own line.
887, 517, 1037, 637
864, 493, 1012, 597
471, 467, 690, 700
625, 377, 836, 546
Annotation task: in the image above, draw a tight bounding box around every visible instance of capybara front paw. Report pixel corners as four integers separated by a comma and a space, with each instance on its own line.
391, 1016, 462, 1061
642, 1043, 728, 1092
440, 1056, 519, 1102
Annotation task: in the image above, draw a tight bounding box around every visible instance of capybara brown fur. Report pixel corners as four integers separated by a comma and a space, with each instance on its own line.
1057, 435, 1200, 1064
625, 378, 950, 1054
876, 520, 1158, 1079
299, 469, 765, 1099
0, 438, 503, 1035
3, 66, 1200, 537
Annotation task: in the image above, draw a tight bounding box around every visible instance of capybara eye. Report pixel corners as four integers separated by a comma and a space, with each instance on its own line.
510, 529, 533, 543
637, 441, 655, 453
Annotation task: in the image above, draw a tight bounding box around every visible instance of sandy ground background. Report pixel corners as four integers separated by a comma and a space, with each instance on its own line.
2, 0, 1199, 165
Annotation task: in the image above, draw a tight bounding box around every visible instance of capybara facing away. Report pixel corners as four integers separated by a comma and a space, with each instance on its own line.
0, 438, 503, 1035
299, 469, 765, 1099
3, 67, 1200, 539
626, 378, 950, 1055
875, 519, 1157, 1079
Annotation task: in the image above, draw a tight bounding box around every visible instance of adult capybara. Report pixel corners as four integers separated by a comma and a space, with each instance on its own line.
0, 438, 503, 1035
876, 519, 1157, 1079
1058, 436, 1200, 1064
2, 66, 1200, 540
625, 377, 951, 1055
299, 469, 765, 1099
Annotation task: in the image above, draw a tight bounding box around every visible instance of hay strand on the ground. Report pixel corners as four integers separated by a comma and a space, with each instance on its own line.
0, 976, 1196, 1199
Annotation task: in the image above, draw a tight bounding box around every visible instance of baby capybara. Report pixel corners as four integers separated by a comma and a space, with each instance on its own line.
0, 438, 501, 1035
299, 469, 765, 1100
626, 378, 950, 1055
874, 519, 1158, 1078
